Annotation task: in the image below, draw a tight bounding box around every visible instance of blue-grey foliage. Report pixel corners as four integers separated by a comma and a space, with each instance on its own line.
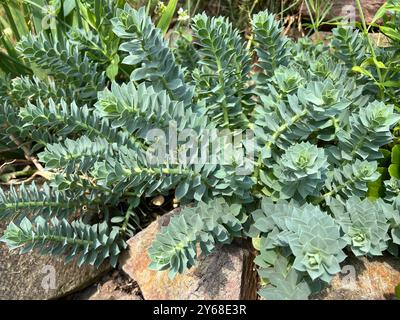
0, 4, 399, 301
148, 198, 244, 278
330, 197, 390, 256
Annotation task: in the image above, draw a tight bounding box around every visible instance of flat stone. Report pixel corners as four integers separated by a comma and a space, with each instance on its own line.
120, 209, 258, 300
313, 255, 400, 300
0, 221, 110, 300
300, 0, 386, 23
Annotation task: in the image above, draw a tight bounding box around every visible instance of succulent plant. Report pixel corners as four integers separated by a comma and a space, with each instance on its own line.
148, 198, 244, 278
385, 177, 400, 202
258, 254, 322, 300
273, 142, 329, 200
322, 159, 380, 203
279, 206, 346, 282
330, 197, 390, 256
1, 2, 400, 301
386, 196, 400, 247
253, 198, 346, 283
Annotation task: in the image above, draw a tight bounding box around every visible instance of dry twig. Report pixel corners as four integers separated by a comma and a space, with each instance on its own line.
8, 134, 44, 171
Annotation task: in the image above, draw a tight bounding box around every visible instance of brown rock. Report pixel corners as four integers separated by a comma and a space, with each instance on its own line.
300, 0, 386, 23
313, 255, 400, 300
120, 209, 258, 300
87, 279, 141, 300
67, 271, 143, 300
0, 221, 110, 300
369, 33, 391, 47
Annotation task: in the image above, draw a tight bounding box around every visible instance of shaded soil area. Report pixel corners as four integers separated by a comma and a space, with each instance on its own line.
63, 269, 143, 300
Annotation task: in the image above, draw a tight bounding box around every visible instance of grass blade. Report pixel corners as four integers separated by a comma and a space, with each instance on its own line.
156, 0, 178, 34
